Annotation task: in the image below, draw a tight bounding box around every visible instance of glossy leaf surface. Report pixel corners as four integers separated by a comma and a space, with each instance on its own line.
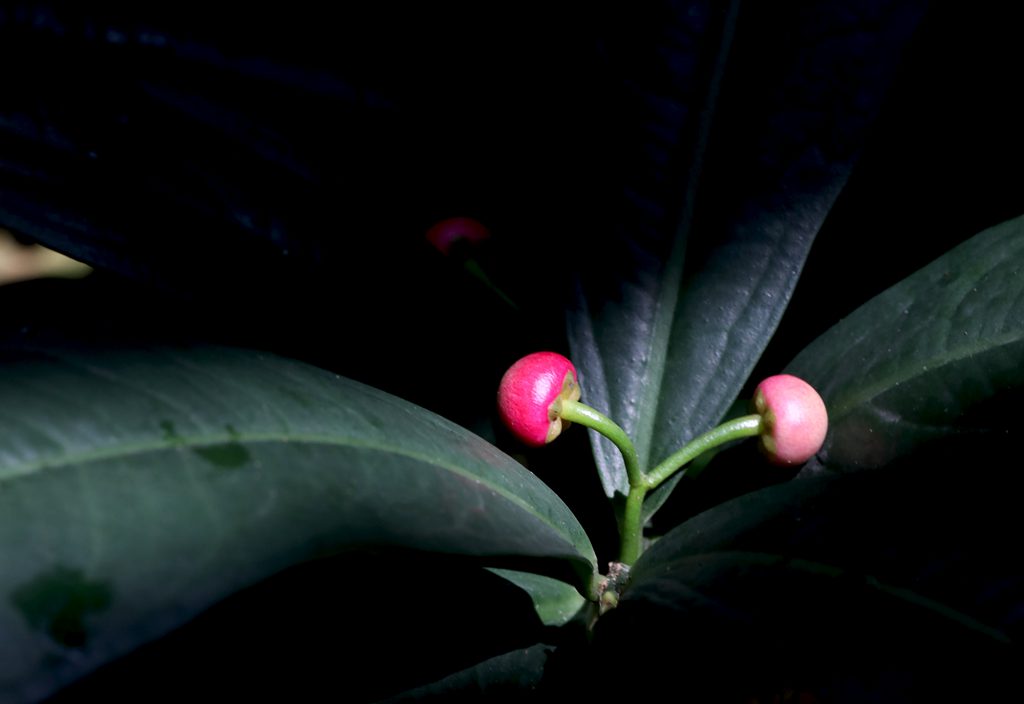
0, 344, 595, 702
567, 2, 924, 501
788, 214, 1024, 471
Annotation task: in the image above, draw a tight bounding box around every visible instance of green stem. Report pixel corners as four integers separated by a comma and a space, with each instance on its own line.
558, 399, 645, 489
644, 414, 763, 490
618, 485, 648, 565
463, 258, 521, 312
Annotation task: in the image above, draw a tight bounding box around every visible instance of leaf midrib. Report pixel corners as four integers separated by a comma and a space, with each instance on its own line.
0, 431, 595, 567
826, 327, 1024, 422
633, 0, 742, 470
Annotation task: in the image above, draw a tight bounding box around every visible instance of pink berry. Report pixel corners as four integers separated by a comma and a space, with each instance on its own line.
498, 352, 580, 447
754, 374, 828, 466
425, 216, 491, 256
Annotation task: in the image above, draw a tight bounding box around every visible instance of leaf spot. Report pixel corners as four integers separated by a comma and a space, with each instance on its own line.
159, 420, 183, 444
192, 442, 251, 469
11, 566, 113, 649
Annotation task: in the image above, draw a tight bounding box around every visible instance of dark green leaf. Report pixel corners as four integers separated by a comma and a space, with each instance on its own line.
630, 551, 1008, 645
568, 3, 924, 503
633, 454, 1024, 646
607, 458, 1024, 700
597, 551, 1015, 700
788, 214, 1024, 471
0, 344, 596, 702
383, 643, 555, 702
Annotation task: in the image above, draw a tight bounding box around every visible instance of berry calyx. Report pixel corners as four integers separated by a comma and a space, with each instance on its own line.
425, 216, 490, 256
754, 374, 828, 466
498, 352, 580, 447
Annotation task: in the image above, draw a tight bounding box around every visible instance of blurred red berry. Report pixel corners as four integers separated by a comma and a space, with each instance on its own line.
425, 217, 490, 256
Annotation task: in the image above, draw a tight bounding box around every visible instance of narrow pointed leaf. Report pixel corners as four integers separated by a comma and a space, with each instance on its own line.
0, 344, 595, 702
568, 2, 925, 501
487, 569, 586, 627
788, 214, 1024, 471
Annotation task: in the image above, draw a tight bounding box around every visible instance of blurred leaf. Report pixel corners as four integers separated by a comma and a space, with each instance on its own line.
568, 2, 925, 505
487, 569, 587, 627
0, 344, 596, 702
0, 5, 610, 315
383, 643, 555, 702
788, 214, 1024, 471
0, 11, 329, 304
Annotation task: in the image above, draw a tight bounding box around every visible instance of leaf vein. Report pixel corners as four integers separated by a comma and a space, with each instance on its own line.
0, 433, 592, 568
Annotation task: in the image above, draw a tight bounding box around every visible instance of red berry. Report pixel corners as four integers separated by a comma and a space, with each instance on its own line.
425, 217, 491, 256
498, 352, 580, 447
754, 374, 828, 466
